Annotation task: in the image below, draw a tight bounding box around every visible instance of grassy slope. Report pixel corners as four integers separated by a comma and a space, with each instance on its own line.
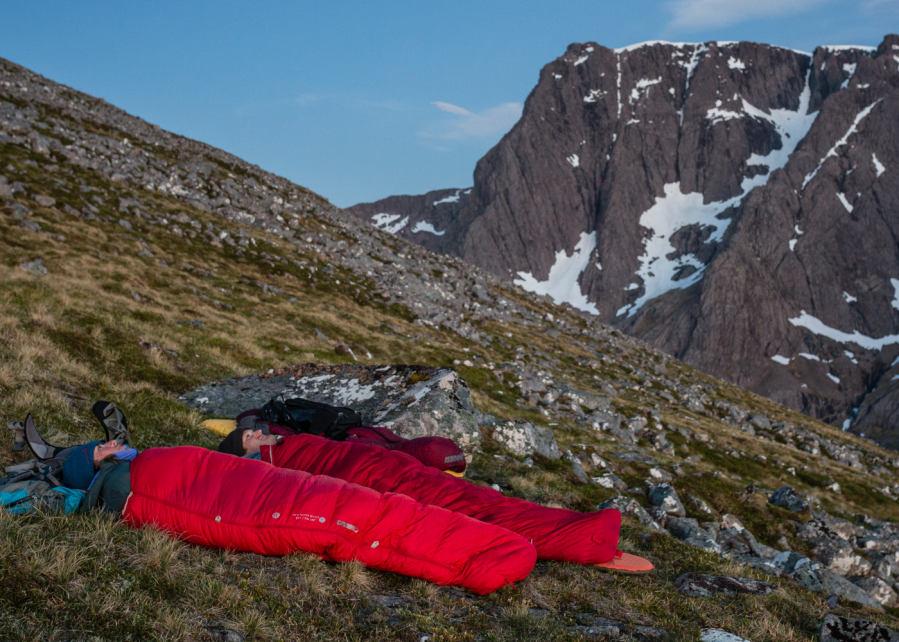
1, 130, 898, 641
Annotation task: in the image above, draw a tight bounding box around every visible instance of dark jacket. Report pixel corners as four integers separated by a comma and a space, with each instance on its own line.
82, 459, 131, 515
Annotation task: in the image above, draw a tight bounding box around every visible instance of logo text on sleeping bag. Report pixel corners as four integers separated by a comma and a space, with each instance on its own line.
444, 454, 465, 463
293, 513, 327, 524
336, 519, 359, 532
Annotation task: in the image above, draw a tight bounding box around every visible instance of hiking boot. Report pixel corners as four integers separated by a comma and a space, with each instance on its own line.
24, 414, 68, 460
91, 400, 132, 447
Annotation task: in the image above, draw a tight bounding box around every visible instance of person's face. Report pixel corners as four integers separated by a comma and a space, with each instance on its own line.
94, 440, 127, 466
242, 429, 279, 455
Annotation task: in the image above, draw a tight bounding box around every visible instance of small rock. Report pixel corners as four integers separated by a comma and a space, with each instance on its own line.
648, 482, 686, 517
569, 625, 619, 639
666, 517, 721, 553
564, 450, 589, 483
649, 467, 673, 482
118, 218, 132, 230
769, 486, 810, 513
700, 629, 750, 642
209, 630, 245, 642
591, 453, 613, 471
592, 473, 628, 491
597, 496, 663, 531
749, 414, 771, 429
819, 614, 899, 642
19, 258, 47, 275
849, 576, 899, 607
18, 219, 41, 232
685, 493, 714, 515
675, 573, 778, 597
333, 342, 356, 359
493, 420, 560, 459
34, 194, 56, 207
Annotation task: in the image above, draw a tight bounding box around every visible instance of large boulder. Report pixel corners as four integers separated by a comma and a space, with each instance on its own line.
797, 520, 873, 577
178, 364, 482, 450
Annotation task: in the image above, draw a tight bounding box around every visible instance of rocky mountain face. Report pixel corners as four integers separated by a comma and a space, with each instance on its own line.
347, 35, 899, 450
347, 187, 471, 254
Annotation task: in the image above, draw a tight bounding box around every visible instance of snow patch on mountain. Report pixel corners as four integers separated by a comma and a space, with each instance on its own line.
433, 191, 462, 206
620, 73, 817, 317
514, 231, 599, 315
802, 100, 882, 189
789, 310, 899, 351
411, 221, 445, 236
771, 355, 791, 365
821, 45, 876, 53
837, 192, 853, 212
727, 57, 746, 70
371, 213, 409, 234
840, 63, 857, 89
631, 77, 662, 103
872, 153, 885, 177
706, 100, 742, 123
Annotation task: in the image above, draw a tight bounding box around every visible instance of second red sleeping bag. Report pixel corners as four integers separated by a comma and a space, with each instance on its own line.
259, 434, 621, 565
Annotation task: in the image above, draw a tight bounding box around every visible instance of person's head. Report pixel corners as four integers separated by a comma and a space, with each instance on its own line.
94, 440, 127, 465
62, 439, 125, 490
217, 427, 279, 456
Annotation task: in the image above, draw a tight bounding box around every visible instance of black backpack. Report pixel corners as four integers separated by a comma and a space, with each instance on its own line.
258, 397, 363, 441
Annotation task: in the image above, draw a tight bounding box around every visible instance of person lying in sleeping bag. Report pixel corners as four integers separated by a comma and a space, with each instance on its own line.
57, 438, 536, 594
217, 426, 652, 573
232, 407, 467, 474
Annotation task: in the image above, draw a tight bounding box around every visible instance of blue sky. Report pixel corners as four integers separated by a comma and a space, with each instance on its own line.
3, 1, 897, 207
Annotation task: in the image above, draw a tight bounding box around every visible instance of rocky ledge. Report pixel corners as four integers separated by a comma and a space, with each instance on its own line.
179, 364, 484, 451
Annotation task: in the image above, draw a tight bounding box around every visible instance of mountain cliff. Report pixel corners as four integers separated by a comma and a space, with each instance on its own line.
347, 36, 899, 449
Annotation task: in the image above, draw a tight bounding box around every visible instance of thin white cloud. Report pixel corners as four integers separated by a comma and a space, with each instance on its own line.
433, 101, 473, 116
667, 0, 831, 30
422, 101, 522, 141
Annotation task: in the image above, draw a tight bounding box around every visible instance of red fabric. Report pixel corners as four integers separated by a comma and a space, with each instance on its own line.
123, 446, 535, 594
261, 435, 621, 565
346, 427, 466, 473
248, 408, 466, 473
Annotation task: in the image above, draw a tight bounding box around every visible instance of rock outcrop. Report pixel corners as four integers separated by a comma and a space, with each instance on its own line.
348, 36, 899, 449
179, 364, 482, 450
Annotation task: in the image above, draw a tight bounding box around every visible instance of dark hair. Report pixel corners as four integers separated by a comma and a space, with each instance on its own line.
217, 427, 251, 456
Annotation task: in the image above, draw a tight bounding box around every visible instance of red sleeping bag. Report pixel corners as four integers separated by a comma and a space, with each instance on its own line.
237, 408, 466, 473
260, 435, 621, 565
122, 446, 535, 594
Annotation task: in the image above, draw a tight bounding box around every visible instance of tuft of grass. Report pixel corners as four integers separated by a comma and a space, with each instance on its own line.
338, 559, 372, 593
129, 526, 186, 582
